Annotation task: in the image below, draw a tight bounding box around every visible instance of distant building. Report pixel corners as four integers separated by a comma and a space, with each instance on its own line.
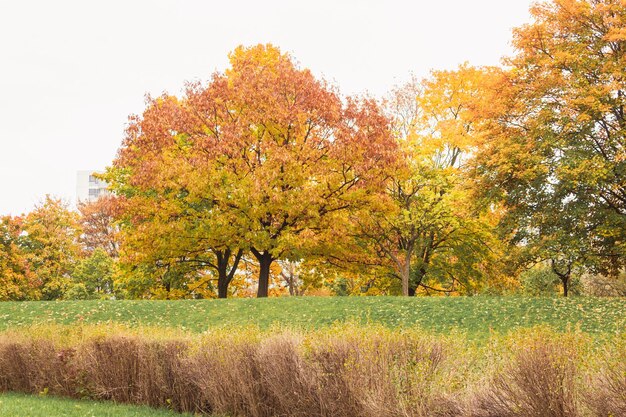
76, 171, 110, 203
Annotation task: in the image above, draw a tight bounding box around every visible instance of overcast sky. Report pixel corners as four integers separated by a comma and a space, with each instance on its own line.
0, 0, 533, 215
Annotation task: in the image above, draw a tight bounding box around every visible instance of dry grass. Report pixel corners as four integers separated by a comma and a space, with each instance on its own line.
0, 325, 621, 417
470, 332, 583, 417
584, 336, 626, 417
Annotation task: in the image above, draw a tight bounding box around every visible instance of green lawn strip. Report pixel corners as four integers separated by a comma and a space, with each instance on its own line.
0, 296, 623, 339
0, 393, 196, 417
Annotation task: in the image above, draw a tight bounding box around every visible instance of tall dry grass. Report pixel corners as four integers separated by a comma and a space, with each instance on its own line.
584, 336, 626, 417
470, 332, 583, 417
0, 325, 621, 417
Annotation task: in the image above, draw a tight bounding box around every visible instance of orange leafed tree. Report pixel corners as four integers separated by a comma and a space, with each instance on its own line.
78, 195, 121, 258
106, 44, 396, 297
0, 215, 38, 300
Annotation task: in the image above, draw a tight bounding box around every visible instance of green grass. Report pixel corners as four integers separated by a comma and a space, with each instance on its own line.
0, 393, 193, 417
0, 296, 623, 338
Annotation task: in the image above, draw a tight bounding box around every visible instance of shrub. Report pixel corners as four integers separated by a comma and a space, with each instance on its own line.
471, 332, 583, 417
0, 326, 621, 417
584, 336, 626, 417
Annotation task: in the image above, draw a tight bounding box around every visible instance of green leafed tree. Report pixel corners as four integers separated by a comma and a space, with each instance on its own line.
472, 0, 626, 295
69, 247, 116, 299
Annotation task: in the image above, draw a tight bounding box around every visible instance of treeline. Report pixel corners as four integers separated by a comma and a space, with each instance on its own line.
1, 0, 625, 300
0, 197, 118, 300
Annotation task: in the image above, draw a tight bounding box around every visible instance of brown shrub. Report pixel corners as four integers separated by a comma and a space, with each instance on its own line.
470, 335, 582, 417
304, 330, 462, 417
0, 338, 75, 396
188, 335, 265, 416
0, 327, 617, 417
254, 335, 323, 417
584, 339, 626, 417
77, 336, 198, 412
182, 329, 463, 417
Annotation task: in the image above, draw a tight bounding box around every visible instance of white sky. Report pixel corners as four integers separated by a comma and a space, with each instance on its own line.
0, 0, 533, 215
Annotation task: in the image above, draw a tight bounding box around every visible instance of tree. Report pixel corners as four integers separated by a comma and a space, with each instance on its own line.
107, 44, 396, 297
472, 0, 626, 294
275, 259, 328, 296
20, 196, 82, 300
78, 195, 121, 258
71, 247, 116, 298
356, 67, 503, 296
0, 215, 37, 300
111, 191, 245, 299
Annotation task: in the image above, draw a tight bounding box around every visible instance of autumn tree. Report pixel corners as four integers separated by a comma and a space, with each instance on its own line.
354, 67, 504, 296
114, 191, 245, 299
20, 196, 82, 300
473, 0, 626, 295
107, 44, 396, 298
78, 195, 120, 258
0, 216, 37, 300
275, 259, 329, 296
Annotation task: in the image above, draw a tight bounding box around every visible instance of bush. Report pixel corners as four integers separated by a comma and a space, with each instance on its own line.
584, 335, 626, 417
471, 332, 584, 417
63, 283, 97, 300
0, 326, 621, 417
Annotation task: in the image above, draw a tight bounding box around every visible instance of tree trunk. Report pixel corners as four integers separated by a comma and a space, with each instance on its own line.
401, 251, 411, 296
561, 275, 569, 297
257, 256, 272, 298
215, 248, 243, 299
551, 259, 572, 298
287, 276, 295, 296
408, 267, 426, 297
401, 262, 410, 296
252, 249, 273, 298
217, 270, 229, 299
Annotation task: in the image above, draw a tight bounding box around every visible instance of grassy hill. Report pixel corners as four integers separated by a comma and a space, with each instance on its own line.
0, 296, 623, 338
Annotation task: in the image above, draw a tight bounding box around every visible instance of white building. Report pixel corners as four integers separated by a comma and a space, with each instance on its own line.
76, 171, 110, 203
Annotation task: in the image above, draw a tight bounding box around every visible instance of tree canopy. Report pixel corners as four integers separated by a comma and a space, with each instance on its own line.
105, 44, 397, 298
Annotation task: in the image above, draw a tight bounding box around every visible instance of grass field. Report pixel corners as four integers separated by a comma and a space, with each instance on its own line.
0, 296, 624, 339
0, 296, 624, 416
0, 393, 194, 417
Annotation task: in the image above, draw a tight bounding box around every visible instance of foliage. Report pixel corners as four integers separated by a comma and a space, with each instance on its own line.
1, 1, 624, 300
581, 271, 626, 296
0, 216, 37, 301
520, 264, 582, 296
77, 195, 121, 258
0, 325, 622, 416
18, 197, 82, 300
70, 248, 116, 299
353, 66, 507, 296
63, 283, 95, 301
519, 266, 562, 296
472, 0, 626, 295
105, 44, 396, 298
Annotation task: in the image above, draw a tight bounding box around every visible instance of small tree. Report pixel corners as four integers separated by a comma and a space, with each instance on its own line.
71, 248, 116, 298
21, 196, 82, 300
0, 215, 37, 300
